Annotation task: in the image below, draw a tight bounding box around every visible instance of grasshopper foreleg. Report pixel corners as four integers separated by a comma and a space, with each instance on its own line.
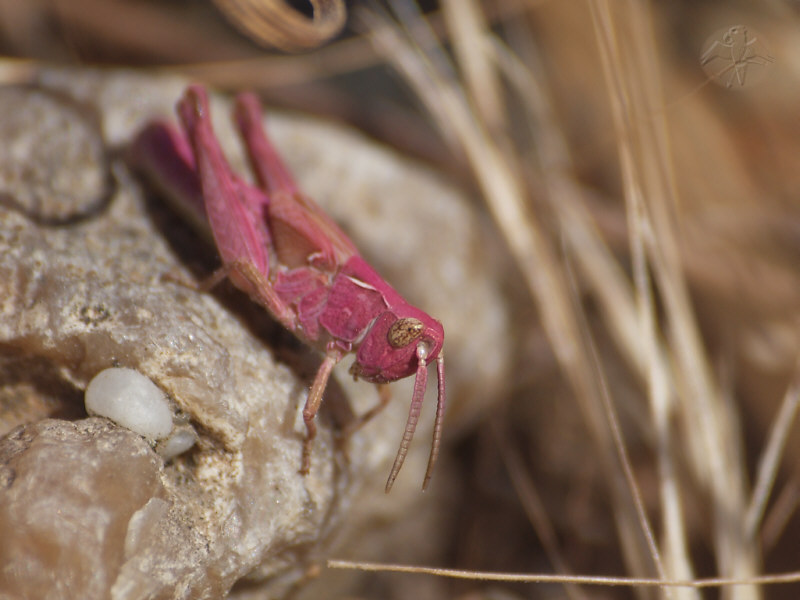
300, 348, 343, 474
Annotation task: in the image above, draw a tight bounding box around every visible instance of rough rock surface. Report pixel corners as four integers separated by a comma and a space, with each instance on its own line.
0, 70, 510, 599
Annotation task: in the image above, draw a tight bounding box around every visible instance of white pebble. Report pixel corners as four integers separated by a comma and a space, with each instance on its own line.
157, 426, 197, 461
85, 367, 173, 440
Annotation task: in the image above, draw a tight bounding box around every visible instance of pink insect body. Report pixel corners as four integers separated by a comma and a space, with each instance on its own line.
133, 86, 445, 491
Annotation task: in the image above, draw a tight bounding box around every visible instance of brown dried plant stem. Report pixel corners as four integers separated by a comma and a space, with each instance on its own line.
358, 0, 665, 588
211, 0, 345, 51
328, 559, 800, 588
588, 1, 757, 598
486, 28, 696, 598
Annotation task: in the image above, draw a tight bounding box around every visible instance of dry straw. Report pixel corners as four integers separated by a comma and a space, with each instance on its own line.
334, 1, 800, 598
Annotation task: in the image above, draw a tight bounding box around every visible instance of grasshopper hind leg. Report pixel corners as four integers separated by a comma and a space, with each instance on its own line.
339, 384, 393, 439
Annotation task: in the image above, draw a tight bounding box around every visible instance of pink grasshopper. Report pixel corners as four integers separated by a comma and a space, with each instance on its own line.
131, 85, 445, 491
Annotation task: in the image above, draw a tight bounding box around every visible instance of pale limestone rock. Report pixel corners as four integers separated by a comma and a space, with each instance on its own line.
0, 86, 108, 224
0, 420, 169, 598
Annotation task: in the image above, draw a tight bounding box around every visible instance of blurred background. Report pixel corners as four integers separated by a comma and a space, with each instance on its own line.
4, 1, 800, 598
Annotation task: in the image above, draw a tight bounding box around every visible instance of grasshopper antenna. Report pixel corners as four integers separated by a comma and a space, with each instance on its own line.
422, 353, 445, 491
385, 343, 429, 493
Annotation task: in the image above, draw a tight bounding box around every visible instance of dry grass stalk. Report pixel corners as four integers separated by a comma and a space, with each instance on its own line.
589, 3, 762, 598
343, 0, 800, 597
210, 0, 345, 51
355, 0, 665, 592
745, 375, 800, 538
587, 3, 700, 597
328, 559, 800, 588
179, 0, 542, 90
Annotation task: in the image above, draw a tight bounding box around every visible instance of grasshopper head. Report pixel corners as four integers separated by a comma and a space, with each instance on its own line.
351, 308, 445, 493
351, 310, 443, 384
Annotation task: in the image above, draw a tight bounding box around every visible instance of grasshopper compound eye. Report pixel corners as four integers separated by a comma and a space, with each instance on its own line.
387, 317, 424, 348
